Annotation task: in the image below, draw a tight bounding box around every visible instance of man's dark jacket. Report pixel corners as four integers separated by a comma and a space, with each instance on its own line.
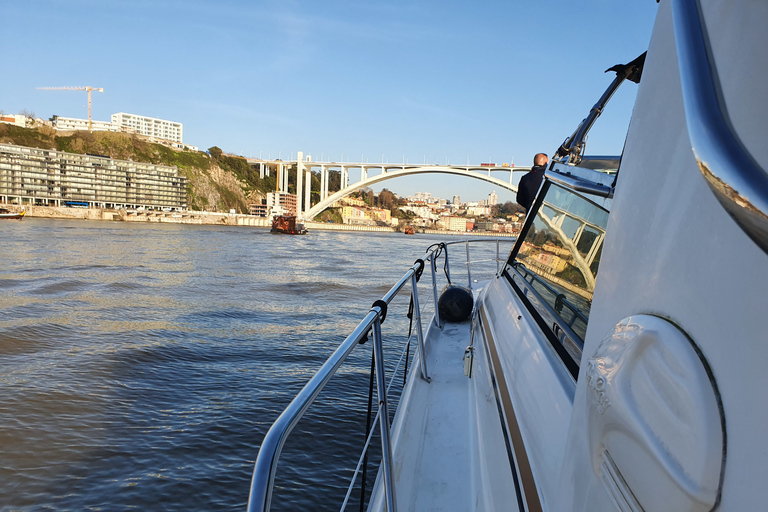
516, 164, 547, 212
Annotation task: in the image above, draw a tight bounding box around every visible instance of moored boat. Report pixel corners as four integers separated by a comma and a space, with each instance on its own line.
402, 225, 415, 235
248, 2, 768, 511
270, 215, 307, 235
0, 207, 24, 220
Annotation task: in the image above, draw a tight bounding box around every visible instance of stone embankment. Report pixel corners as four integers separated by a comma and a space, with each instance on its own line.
422, 228, 516, 238
17, 205, 270, 227
12, 205, 516, 237
303, 221, 394, 232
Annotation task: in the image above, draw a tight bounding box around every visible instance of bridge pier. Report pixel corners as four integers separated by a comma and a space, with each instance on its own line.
296, 152, 304, 216
320, 166, 327, 201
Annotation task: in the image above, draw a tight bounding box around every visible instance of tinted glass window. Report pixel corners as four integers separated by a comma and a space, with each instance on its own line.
512, 183, 608, 341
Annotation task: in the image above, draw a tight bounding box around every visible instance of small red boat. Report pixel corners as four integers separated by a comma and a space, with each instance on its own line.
403, 225, 415, 235
271, 215, 307, 235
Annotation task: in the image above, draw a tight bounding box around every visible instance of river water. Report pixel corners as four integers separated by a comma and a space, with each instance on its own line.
0, 219, 497, 511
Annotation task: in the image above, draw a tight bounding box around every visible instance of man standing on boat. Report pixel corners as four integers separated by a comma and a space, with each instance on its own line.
516, 153, 549, 212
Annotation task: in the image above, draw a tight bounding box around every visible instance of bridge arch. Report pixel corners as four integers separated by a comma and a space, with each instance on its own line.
304, 166, 529, 220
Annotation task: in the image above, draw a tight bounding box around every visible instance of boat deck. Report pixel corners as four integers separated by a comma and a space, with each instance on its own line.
370, 305, 519, 511
393, 320, 472, 510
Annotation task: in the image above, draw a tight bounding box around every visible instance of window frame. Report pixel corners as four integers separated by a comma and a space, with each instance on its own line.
502, 178, 611, 380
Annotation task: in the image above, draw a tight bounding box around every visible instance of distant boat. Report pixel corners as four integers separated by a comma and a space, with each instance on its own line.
403, 225, 415, 235
0, 208, 24, 220
270, 215, 307, 235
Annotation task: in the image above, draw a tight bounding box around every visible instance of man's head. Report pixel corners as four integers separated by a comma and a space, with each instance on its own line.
534, 153, 549, 167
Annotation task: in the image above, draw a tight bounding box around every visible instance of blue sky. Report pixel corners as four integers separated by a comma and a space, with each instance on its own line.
1, 0, 657, 203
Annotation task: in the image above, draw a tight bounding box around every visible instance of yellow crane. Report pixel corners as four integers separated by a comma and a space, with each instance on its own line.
36, 86, 104, 131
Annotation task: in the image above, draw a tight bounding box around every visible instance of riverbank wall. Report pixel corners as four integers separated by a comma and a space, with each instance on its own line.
9, 205, 517, 237
12, 205, 271, 227
303, 221, 394, 233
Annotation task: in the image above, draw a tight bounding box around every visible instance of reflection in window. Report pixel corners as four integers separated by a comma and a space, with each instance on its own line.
513, 183, 608, 341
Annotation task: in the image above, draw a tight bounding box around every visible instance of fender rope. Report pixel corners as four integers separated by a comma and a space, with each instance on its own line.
425, 242, 451, 284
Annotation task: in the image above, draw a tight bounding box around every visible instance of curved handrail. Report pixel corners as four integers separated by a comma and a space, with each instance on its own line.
246, 238, 515, 512
671, 0, 768, 254
247, 264, 419, 512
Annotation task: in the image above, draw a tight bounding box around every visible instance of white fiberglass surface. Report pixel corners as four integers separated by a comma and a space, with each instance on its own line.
480, 277, 576, 510
368, 311, 519, 512
559, 2, 768, 510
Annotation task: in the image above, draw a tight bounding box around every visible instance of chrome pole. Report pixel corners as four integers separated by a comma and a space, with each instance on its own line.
496, 240, 500, 274
465, 241, 472, 288
430, 253, 441, 329
444, 245, 451, 283
411, 272, 430, 383
371, 312, 398, 512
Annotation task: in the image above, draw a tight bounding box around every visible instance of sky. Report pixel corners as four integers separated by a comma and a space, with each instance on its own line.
1, 0, 658, 203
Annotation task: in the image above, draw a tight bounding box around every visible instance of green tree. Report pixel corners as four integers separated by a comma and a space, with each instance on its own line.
208, 146, 223, 159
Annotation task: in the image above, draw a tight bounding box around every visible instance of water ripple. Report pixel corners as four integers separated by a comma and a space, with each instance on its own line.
0, 219, 446, 511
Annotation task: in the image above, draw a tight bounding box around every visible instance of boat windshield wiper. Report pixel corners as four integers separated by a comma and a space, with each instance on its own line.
554, 52, 647, 166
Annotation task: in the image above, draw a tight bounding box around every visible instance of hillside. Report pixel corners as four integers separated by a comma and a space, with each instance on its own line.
0, 123, 281, 213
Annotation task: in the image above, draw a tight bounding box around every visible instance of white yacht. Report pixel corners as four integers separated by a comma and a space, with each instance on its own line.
248, 1, 768, 510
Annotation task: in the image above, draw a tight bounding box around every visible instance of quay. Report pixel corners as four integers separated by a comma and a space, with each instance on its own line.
8, 205, 516, 237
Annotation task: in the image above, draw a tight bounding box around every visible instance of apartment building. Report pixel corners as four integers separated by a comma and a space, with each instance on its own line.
0, 143, 187, 209
52, 116, 119, 133
441, 216, 469, 232
266, 192, 297, 216
111, 113, 183, 143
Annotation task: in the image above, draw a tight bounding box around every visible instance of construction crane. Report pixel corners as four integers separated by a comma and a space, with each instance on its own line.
36, 86, 104, 131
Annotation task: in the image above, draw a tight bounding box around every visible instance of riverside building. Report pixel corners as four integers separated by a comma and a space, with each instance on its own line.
266, 192, 297, 216
111, 113, 183, 143
0, 143, 187, 210
51, 116, 119, 133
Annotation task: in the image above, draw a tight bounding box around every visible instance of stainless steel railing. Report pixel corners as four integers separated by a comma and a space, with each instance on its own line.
671, 0, 768, 254
246, 238, 515, 512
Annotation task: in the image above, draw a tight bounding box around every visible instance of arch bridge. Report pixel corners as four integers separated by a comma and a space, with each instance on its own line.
250, 152, 531, 220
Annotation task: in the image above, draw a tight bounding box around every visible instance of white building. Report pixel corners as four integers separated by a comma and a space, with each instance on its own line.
467, 205, 491, 216
488, 190, 498, 206
400, 205, 439, 222
452, 195, 460, 206
0, 115, 29, 127
52, 116, 119, 133
441, 216, 468, 232
111, 113, 183, 143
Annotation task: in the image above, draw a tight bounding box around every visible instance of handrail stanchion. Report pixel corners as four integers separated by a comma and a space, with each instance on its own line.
496, 240, 500, 274
465, 241, 472, 288
444, 246, 451, 283
371, 310, 398, 512
411, 272, 431, 383
430, 253, 441, 329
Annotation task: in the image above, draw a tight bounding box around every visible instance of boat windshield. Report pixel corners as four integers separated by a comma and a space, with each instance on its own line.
509, 182, 609, 345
